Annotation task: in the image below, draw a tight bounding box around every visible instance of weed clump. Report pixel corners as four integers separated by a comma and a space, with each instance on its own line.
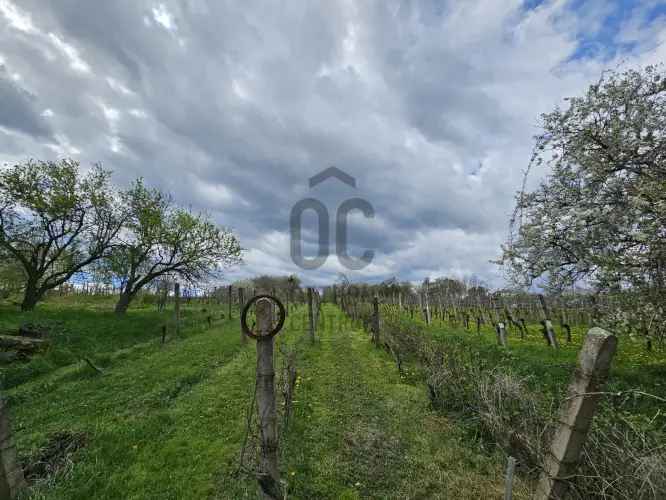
23, 431, 88, 484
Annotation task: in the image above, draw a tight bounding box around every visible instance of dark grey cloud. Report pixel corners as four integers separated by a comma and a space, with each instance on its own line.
0, 67, 50, 137
0, 0, 664, 287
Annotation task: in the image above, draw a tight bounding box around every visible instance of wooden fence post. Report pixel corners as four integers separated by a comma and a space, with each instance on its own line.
239, 288, 246, 345
227, 285, 232, 320
372, 296, 380, 345
0, 398, 26, 499
174, 282, 181, 335
535, 327, 618, 500
241, 295, 285, 499
307, 288, 315, 343
255, 297, 281, 499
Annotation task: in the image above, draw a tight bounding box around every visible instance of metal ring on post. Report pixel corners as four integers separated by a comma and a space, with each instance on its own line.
241, 294, 286, 340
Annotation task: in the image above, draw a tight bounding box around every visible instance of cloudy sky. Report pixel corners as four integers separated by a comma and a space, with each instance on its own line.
1, 0, 665, 288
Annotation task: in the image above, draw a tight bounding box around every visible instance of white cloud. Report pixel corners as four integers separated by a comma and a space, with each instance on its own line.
0, 0, 35, 33
47, 134, 81, 156
128, 108, 148, 118
106, 77, 134, 96
152, 4, 176, 32
48, 33, 91, 73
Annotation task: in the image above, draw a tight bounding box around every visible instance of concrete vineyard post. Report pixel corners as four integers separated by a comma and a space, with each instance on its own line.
0, 398, 25, 499
496, 322, 507, 347
535, 327, 618, 500
423, 280, 431, 325
538, 294, 559, 349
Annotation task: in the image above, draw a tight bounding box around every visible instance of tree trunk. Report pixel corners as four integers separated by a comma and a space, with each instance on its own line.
114, 290, 134, 315
20, 282, 41, 311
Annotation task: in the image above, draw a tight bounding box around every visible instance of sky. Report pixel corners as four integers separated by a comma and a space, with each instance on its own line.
1, 0, 665, 288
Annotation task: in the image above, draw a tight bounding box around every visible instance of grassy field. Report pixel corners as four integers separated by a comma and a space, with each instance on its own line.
421, 314, 666, 420
3, 298, 528, 499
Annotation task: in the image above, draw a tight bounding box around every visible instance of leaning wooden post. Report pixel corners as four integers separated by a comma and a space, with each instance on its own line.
0, 397, 26, 499
241, 295, 285, 499
174, 282, 181, 335
307, 287, 315, 343
535, 327, 618, 500
372, 296, 380, 345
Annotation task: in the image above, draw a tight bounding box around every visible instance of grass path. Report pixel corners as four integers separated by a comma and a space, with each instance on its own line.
276, 305, 528, 499
9, 304, 528, 499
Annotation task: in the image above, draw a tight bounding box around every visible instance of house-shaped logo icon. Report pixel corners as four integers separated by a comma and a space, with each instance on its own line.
308, 166, 356, 189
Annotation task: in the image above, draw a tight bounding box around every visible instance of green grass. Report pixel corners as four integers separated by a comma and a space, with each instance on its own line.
4, 299, 532, 499
0, 295, 227, 389
7, 302, 246, 499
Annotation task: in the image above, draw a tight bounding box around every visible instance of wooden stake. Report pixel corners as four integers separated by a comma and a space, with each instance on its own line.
307, 287, 315, 343
0, 398, 26, 499
239, 288, 246, 344
227, 285, 232, 320
174, 282, 181, 335
372, 296, 380, 345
